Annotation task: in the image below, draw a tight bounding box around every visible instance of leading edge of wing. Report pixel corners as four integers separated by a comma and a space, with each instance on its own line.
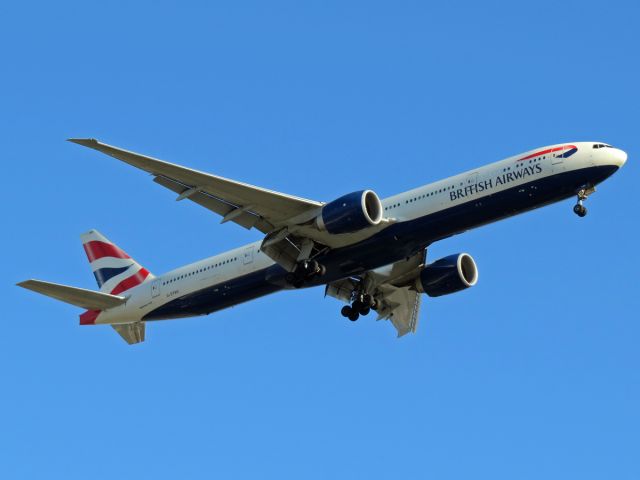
67, 138, 323, 224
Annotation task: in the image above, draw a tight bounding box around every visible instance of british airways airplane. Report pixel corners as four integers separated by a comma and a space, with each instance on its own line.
18, 139, 627, 344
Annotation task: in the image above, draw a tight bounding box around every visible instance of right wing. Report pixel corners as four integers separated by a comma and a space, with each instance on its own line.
374, 285, 422, 337
325, 250, 426, 337
68, 138, 323, 234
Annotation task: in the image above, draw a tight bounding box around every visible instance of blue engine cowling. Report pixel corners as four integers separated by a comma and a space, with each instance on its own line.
317, 190, 383, 234
417, 253, 478, 297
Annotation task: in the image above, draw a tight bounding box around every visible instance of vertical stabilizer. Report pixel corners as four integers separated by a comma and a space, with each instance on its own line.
80, 230, 154, 295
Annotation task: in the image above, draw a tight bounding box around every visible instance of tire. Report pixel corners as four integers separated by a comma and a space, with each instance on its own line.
341, 305, 352, 317
306, 259, 319, 275
578, 206, 587, 217
348, 311, 360, 322
360, 307, 370, 316
352, 300, 363, 312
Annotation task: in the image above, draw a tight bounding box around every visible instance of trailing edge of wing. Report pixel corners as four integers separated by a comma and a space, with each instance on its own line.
17, 279, 126, 310
68, 138, 322, 233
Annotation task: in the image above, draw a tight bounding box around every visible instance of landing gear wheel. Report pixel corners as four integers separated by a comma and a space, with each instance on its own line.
360, 307, 371, 316
573, 185, 593, 218
341, 305, 352, 317
348, 310, 360, 322
573, 204, 587, 217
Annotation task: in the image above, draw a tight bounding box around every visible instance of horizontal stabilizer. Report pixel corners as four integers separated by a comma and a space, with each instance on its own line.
17, 279, 126, 310
112, 323, 145, 344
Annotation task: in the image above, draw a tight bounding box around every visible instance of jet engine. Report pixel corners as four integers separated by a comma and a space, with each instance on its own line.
316, 190, 383, 234
417, 253, 478, 297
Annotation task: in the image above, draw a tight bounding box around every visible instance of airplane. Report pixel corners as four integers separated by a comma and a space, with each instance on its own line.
18, 139, 627, 344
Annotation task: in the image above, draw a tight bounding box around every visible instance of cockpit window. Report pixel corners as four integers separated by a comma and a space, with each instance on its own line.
593, 143, 614, 149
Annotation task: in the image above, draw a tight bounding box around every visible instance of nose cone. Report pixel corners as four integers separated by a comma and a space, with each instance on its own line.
610, 148, 628, 168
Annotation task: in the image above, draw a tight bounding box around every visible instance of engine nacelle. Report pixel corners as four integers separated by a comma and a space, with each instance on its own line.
417, 253, 478, 297
316, 190, 383, 235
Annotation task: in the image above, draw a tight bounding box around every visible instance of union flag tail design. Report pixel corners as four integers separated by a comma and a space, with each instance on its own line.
80, 229, 154, 295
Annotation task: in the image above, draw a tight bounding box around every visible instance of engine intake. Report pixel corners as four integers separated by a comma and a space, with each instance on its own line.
417, 253, 478, 297
317, 190, 383, 235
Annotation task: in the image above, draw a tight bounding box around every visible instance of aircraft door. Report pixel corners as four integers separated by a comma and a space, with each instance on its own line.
551, 147, 564, 165
551, 146, 566, 173
151, 279, 161, 298
243, 245, 254, 265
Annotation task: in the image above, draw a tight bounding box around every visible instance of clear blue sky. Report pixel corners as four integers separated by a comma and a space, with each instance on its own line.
2, 1, 639, 478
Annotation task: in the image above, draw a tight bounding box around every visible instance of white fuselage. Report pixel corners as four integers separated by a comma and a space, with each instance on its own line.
96, 142, 627, 325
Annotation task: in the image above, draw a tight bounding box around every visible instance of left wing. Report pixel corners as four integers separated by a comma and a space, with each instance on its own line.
68, 138, 323, 234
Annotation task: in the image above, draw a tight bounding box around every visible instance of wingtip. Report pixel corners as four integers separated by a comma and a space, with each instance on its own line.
67, 138, 99, 147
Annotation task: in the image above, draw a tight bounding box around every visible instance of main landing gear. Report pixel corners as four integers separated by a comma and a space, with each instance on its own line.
285, 259, 326, 288
573, 185, 595, 218
340, 293, 377, 322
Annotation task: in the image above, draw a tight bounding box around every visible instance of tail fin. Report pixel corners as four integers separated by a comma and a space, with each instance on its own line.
80, 229, 154, 295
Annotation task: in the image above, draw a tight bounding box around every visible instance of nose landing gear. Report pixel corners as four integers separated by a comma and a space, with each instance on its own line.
573, 185, 595, 218
573, 203, 587, 217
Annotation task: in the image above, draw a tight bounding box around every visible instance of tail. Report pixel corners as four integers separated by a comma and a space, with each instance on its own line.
18, 230, 154, 345
81, 229, 154, 295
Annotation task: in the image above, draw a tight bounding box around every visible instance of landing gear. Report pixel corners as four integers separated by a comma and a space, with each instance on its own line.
285, 259, 326, 288
573, 204, 587, 217
340, 292, 376, 322
573, 185, 594, 218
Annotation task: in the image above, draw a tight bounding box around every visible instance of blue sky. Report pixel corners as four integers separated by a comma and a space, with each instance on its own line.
2, 1, 639, 478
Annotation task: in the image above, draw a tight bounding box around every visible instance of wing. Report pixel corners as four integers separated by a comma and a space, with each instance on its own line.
325, 250, 426, 337
374, 285, 422, 337
68, 138, 323, 234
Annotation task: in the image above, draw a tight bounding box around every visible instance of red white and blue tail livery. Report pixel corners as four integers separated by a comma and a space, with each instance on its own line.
18, 139, 627, 344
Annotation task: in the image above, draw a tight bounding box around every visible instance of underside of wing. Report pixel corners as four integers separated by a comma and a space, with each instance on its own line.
68, 138, 322, 234
325, 250, 427, 337
375, 285, 422, 337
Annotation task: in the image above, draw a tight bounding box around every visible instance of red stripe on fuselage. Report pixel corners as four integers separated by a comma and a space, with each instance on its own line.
110, 268, 150, 295
79, 309, 100, 325
517, 145, 576, 162
83, 241, 131, 262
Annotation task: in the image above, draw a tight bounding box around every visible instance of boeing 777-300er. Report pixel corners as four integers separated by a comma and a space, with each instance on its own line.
18, 139, 627, 344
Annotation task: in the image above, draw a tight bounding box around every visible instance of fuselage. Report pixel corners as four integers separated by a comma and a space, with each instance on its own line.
96, 141, 627, 325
